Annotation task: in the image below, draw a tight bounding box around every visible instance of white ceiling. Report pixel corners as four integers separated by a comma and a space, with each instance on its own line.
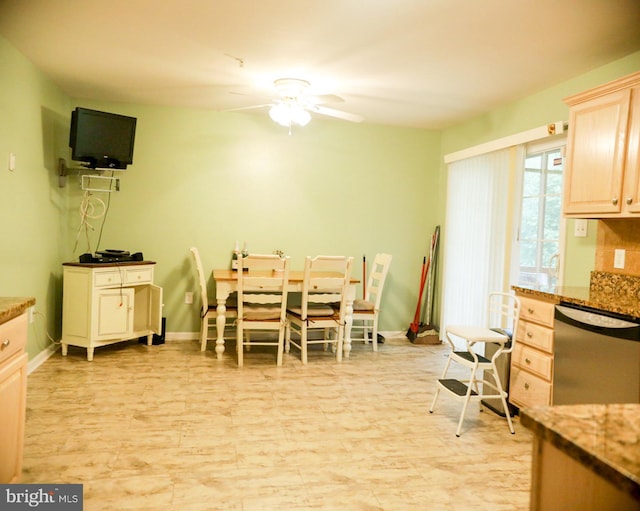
1, 0, 639, 129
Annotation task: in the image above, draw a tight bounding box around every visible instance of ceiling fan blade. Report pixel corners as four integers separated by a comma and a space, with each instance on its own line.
222, 103, 273, 112
308, 93, 345, 105
311, 105, 363, 123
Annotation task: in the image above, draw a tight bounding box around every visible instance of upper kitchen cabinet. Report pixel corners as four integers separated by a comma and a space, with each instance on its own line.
563, 72, 640, 218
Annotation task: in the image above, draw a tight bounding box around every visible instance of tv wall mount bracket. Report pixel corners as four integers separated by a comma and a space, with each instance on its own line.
58, 158, 120, 192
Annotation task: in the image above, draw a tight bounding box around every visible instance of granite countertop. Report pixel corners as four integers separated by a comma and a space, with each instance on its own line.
521, 404, 640, 500
513, 271, 640, 319
0, 296, 36, 325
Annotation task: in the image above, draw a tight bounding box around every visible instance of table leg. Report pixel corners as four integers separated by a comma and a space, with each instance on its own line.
215, 300, 227, 360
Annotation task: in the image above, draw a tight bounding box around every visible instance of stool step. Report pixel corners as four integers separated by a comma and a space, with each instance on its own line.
438, 378, 478, 397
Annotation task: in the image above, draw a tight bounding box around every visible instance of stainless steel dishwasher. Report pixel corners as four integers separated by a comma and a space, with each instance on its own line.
553, 303, 640, 405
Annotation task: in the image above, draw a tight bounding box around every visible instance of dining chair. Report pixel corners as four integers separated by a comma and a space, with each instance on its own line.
236, 253, 290, 366
286, 255, 353, 364
429, 292, 521, 436
190, 247, 237, 352
351, 253, 392, 351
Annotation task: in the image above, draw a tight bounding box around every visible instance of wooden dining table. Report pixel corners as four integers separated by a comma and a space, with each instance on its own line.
212, 269, 359, 361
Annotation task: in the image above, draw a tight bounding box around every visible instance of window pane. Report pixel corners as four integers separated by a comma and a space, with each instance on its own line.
543, 195, 561, 238
541, 241, 559, 269
526, 155, 542, 170
521, 197, 539, 239
546, 172, 563, 195
520, 240, 537, 268
523, 170, 541, 196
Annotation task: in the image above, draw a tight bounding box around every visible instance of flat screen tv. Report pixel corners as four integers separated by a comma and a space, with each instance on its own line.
69, 107, 137, 170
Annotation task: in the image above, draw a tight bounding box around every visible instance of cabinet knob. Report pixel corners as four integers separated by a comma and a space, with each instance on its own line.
527, 307, 534, 314
524, 382, 530, 390
525, 358, 531, 364
1, 339, 10, 350
626, 197, 633, 205
612, 197, 618, 205
526, 331, 533, 338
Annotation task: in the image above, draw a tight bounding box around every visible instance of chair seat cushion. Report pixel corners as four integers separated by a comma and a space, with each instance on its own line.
353, 299, 375, 311
287, 305, 336, 317
243, 305, 282, 321
446, 325, 509, 344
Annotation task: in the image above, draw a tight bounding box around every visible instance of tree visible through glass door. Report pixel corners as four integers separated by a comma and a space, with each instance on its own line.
519, 148, 563, 288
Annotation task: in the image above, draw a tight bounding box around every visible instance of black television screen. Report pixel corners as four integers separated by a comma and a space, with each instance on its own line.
69, 107, 137, 169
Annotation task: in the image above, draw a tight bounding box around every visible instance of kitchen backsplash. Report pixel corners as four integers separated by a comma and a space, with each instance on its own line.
590, 270, 640, 302
595, 219, 640, 276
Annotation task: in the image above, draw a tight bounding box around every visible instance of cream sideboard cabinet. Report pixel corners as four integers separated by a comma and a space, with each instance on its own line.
509, 293, 557, 409
0, 311, 28, 483
563, 71, 640, 218
61, 262, 162, 361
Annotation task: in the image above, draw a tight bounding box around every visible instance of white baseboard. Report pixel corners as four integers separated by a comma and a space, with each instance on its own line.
165, 331, 199, 341
28, 343, 60, 375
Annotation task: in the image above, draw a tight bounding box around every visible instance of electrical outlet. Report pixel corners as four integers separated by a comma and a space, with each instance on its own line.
614, 249, 625, 269
28, 306, 35, 323
185, 292, 193, 304
574, 219, 588, 237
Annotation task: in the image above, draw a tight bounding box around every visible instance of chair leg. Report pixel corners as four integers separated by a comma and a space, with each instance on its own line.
285, 323, 291, 353
200, 318, 208, 352
301, 326, 308, 365
429, 355, 453, 413
245, 331, 251, 351
490, 365, 515, 434
237, 324, 243, 367
456, 367, 479, 437
362, 322, 370, 344
372, 316, 379, 352
276, 328, 284, 367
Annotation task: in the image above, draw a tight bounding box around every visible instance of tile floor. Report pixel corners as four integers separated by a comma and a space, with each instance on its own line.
22, 336, 533, 510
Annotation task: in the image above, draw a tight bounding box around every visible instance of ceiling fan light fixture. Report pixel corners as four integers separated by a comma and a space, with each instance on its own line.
269, 102, 311, 128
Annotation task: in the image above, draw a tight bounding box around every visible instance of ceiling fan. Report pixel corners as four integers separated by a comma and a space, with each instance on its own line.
229, 78, 363, 132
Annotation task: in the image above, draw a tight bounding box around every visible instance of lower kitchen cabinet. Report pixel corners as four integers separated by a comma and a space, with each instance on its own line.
509, 293, 557, 409
0, 312, 28, 484
61, 262, 163, 361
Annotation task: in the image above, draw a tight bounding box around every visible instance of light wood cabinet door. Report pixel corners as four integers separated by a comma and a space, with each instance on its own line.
563, 72, 640, 218
563, 89, 630, 215
622, 85, 640, 214
0, 313, 28, 484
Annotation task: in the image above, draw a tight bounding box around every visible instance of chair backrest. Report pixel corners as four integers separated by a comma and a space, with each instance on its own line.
486, 292, 521, 352
237, 254, 290, 320
364, 253, 392, 309
300, 255, 353, 319
190, 246, 209, 318
242, 253, 287, 272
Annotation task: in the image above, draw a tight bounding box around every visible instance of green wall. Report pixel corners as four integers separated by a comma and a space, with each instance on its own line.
63, 101, 442, 336
2, 30, 638, 362
0, 35, 71, 360
438, 51, 640, 289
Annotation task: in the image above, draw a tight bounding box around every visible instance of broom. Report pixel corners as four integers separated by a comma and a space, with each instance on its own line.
407, 226, 440, 342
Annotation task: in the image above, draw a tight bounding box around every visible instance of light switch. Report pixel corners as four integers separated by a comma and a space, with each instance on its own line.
8, 152, 16, 171
574, 219, 588, 237
614, 249, 625, 269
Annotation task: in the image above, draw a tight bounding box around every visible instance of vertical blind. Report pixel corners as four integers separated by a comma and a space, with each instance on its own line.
440, 147, 519, 346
